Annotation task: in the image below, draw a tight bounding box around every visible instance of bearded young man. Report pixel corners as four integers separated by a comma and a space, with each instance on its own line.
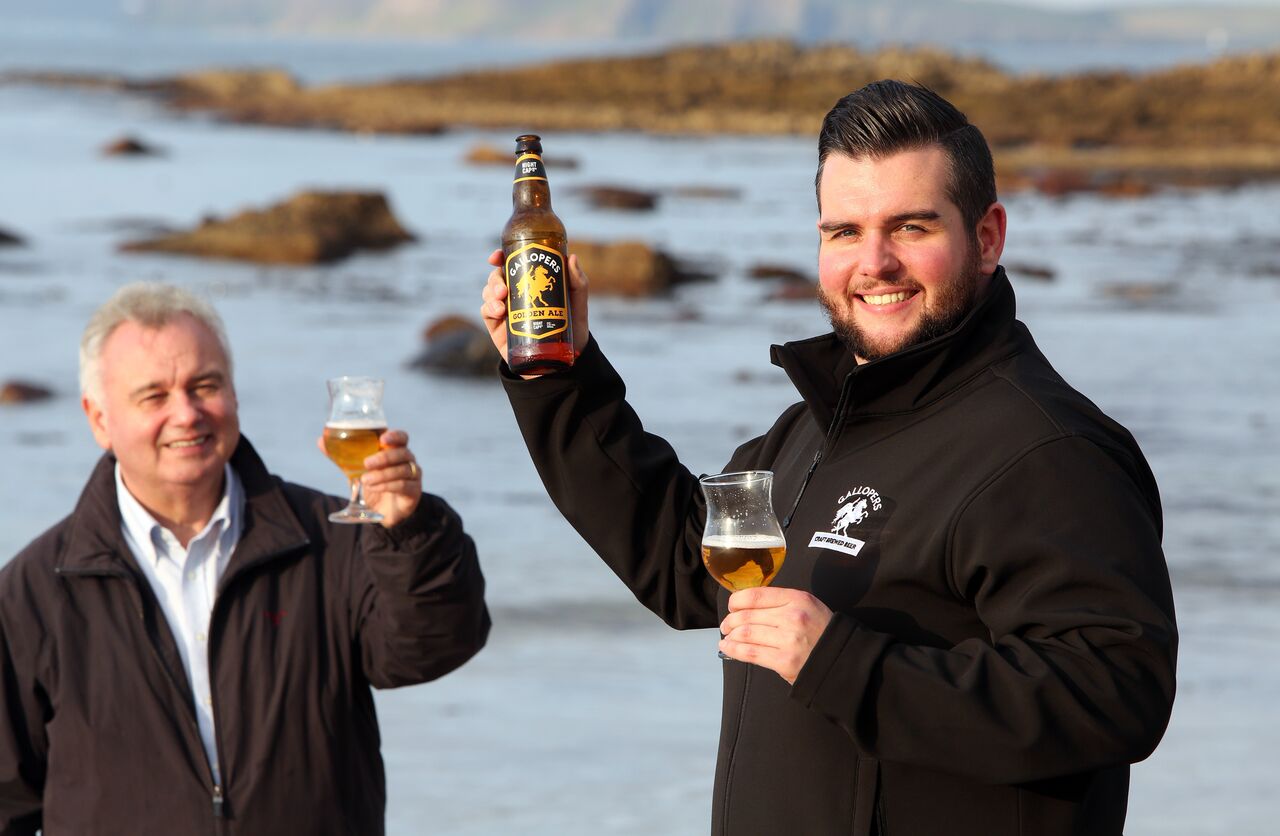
481, 80, 1177, 835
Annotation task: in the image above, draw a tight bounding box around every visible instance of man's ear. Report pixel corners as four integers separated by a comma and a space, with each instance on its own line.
976, 202, 1007, 275
83, 395, 112, 451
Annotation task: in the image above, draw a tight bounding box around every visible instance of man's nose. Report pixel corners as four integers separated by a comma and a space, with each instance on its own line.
169, 391, 202, 424
856, 234, 900, 278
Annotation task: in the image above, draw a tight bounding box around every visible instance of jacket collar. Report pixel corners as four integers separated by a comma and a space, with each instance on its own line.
58, 436, 310, 576
771, 266, 1025, 427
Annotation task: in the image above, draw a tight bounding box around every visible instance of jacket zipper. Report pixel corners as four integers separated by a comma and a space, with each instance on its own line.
58, 565, 230, 822
201, 538, 306, 825
782, 449, 822, 529
782, 374, 855, 529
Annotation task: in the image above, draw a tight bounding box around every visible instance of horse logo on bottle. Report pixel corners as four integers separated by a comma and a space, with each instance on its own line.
516, 264, 556, 308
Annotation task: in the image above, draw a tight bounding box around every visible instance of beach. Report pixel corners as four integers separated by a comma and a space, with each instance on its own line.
2, 29, 1279, 834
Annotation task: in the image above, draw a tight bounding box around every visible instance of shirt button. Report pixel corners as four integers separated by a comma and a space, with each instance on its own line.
204, 696, 213, 707
197, 632, 207, 643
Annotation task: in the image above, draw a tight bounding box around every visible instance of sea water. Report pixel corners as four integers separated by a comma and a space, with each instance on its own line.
1, 29, 1278, 836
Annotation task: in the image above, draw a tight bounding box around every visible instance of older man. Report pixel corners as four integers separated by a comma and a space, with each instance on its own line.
0, 283, 489, 835
481, 81, 1176, 835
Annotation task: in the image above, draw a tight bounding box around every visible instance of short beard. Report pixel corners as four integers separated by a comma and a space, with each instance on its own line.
819, 245, 986, 362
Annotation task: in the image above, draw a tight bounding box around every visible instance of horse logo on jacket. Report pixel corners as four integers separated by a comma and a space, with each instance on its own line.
831, 498, 869, 536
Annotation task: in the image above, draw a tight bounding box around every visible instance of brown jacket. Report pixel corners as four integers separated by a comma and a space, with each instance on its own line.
0, 438, 490, 835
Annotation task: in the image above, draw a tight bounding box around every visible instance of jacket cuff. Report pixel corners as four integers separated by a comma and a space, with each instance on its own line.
363, 492, 454, 551
790, 613, 891, 729
499, 335, 608, 399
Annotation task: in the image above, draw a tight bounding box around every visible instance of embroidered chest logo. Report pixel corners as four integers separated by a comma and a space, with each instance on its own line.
809, 487, 882, 556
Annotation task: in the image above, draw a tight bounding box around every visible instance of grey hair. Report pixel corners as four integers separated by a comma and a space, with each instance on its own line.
79, 282, 233, 401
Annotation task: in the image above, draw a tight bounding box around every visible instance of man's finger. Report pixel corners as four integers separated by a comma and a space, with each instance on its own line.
727, 586, 800, 612
722, 621, 786, 650
567, 253, 589, 291
567, 253, 590, 355
720, 603, 797, 635
378, 430, 408, 448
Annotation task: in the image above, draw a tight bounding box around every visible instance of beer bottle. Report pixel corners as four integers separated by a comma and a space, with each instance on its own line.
501, 134, 574, 375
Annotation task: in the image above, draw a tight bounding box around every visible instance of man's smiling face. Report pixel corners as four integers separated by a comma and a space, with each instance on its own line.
816, 146, 1003, 363
83, 313, 240, 507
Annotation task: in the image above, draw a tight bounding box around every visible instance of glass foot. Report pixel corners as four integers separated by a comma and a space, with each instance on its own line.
329, 505, 383, 524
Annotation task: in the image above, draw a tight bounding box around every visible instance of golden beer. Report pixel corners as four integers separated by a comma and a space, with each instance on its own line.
701, 535, 786, 592
323, 423, 385, 479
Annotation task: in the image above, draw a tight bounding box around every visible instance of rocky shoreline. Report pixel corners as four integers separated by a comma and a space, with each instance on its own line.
6, 40, 1280, 187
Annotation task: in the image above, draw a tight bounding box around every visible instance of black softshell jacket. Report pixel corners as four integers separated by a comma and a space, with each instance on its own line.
0, 438, 490, 835
502, 269, 1177, 836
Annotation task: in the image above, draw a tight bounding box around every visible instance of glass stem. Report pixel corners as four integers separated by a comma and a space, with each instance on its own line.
349, 477, 363, 508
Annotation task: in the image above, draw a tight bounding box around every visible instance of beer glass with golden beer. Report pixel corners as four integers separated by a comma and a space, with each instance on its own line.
323, 376, 387, 524
700, 470, 786, 659
700, 470, 787, 592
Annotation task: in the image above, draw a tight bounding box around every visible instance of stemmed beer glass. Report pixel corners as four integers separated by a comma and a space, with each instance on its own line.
700, 470, 787, 589
700, 470, 787, 657
323, 376, 387, 524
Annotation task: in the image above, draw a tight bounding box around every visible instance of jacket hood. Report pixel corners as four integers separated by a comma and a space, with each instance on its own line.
771, 266, 1024, 427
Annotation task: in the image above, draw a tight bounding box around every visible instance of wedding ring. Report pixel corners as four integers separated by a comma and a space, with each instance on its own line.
408, 461, 419, 479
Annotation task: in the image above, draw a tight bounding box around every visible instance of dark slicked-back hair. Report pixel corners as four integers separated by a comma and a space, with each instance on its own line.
816, 80, 997, 231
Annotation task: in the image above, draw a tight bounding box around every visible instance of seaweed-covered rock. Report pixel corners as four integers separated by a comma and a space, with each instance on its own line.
102, 135, 163, 157
575, 185, 658, 211
408, 315, 497, 378
573, 240, 708, 297
121, 191, 415, 265
464, 143, 579, 170
0, 380, 54, 405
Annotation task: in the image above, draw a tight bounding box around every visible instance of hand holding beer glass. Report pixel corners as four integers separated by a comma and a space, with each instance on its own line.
323, 376, 387, 524
700, 470, 787, 657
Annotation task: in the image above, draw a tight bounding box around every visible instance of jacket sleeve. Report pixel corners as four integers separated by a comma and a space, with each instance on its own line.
0, 566, 47, 836
501, 337, 732, 631
791, 435, 1178, 784
350, 493, 491, 689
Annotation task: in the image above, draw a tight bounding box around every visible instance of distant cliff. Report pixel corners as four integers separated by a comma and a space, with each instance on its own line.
10, 40, 1280, 187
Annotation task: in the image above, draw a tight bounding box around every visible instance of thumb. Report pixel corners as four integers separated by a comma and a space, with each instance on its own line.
568, 253, 591, 356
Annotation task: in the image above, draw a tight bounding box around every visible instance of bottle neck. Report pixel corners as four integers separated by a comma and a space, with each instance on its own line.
513, 182, 553, 210
512, 152, 553, 210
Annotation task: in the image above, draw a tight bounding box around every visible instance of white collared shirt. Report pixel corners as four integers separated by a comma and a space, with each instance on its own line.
116, 462, 244, 786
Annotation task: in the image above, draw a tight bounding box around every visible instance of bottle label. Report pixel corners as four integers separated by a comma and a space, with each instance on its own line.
505, 243, 569, 340
514, 153, 548, 183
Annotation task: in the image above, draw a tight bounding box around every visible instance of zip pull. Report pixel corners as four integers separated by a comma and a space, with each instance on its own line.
212, 784, 225, 818
783, 449, 823, 529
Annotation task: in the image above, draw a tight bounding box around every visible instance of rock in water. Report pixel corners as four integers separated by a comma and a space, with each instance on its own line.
575, 186, 659, 211
572, 240, 707, 297
102, 135, 163, 157
120, 191, 415, 265
0, 381, 54, 405
409, 315, 498, 378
